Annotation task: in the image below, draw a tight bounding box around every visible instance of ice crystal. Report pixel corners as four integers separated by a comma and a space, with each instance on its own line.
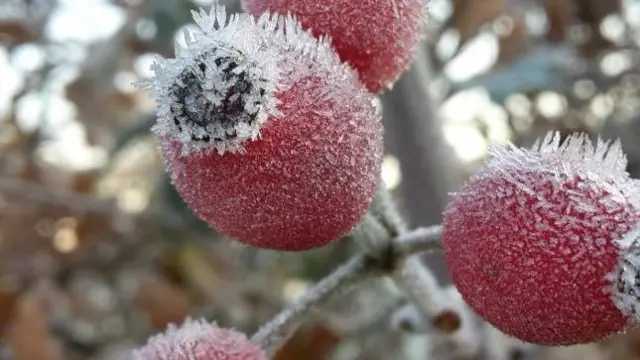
486, 131, 633, 200
140, 2, 365, 154
609, 224, 640, 321
130, 318, 266, 360
242, 0, 427, 92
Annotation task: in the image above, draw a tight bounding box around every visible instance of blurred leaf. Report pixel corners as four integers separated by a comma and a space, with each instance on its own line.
274, 323, 341, 360
496, 14, 529, 64
135, 277, 190, 331
8, 292, 62, 360
0, 288, 21, 338
543, 0, 575, 43
0, 22, 34, 46
108, 116, 155, 158
448, 0, 506, 45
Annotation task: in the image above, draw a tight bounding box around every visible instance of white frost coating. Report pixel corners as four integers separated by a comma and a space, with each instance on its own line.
130, 318, 264, 359
609, 224, 640, 321
481, 131, 640, 208
138, 1, 365, 155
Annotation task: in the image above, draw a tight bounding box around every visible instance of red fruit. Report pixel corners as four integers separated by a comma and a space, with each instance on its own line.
141, 6, 383, 250
442, 132, 640, 345
242, 0, 426, 93
131, 319, 266, 360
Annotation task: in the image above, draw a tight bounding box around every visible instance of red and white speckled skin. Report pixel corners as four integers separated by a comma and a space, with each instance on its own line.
131, 319, 266, 360
443, 132, 640, 345
242, 0, 426, 93
161, 74, 382, 250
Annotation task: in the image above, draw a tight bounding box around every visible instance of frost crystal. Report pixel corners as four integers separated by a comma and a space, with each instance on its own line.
130, 318, 266, 360
489, 132, 632, 195
609, 225, 640, 321
138, 5, 281, 154
140, 2, 363, 154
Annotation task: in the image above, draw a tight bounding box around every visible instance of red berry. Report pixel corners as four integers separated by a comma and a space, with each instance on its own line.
242, 0, 426, 93
141, 6, 383, 250
442, 132, 640, 345
131, 319, 267, 360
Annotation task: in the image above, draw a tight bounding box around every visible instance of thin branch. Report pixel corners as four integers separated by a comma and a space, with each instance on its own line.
371, 184, 408, 236
391, 257, 445, 325
250, 225, 443, 356
0, 177, 117, 214
362, 187, 457, 331
251, 253, 378, 356
394, 226, 442, 257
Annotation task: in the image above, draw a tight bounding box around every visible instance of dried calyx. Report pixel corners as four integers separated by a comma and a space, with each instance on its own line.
139, 6, 284, 155
169, 48, 275, 150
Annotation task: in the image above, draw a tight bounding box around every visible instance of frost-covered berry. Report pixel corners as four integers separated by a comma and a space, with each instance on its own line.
130, 318, 266, 360
140, 5, 383, 251
442, 132, 640, 345
242, 0, 426, 93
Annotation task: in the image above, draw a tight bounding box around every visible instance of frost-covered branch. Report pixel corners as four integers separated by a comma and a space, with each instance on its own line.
251, 222, 443, 356
250, 253, 377, 356
395, 226, 443, 256
362, 186, 459, 332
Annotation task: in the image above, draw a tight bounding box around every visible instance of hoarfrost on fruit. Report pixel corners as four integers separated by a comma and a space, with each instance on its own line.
130, 318, 267, 360
443, 131, 640, 345
242, 0, 427, 93
141, 3, 383, 250
138, 6, 283, 154
609, 224, 640, 320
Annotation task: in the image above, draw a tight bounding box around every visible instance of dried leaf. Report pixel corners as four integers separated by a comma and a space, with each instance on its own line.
496, 14, 529, 64
449, 0, 507, 44
134, 277, 190, 330
274, 323, 341, 360
8, 292, 62, 360
0, 289, 20, 337
542, 0, 575, 43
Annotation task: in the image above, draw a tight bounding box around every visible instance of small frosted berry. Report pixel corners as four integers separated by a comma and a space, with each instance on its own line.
130, 318, 266, 360
242, 0, 426, 93
442, 132, 640, 345
139, 4, 383, 250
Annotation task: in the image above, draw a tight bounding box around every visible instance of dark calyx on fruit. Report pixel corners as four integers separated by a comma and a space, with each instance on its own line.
169, 54, 268, 145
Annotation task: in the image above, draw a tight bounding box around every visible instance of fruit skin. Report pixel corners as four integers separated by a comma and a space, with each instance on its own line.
147, 7, 383, 251
442, 132, 640, 345
242, 0, 425, 93
161, 75, 382, 250
130, 319, 267, 360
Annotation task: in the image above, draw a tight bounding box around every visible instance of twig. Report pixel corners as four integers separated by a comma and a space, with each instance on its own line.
0, 177, 117, 214
394, 226, 443, 256
251, 225, 443, 356
391, 257, 446, 327
365, 186, 457, 331
250, 254, 377, 356
0, 176, 185, 230
371, 184, 408, 236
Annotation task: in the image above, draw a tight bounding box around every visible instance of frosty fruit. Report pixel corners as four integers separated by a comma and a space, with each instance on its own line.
242, 0, 426, 93
130, 319, 267, 360
140, 5, 383, 250
442, 132, 640, 345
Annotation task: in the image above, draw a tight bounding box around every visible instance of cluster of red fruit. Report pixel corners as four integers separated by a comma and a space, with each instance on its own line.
135, 0, 425, 359
136, 0, 640, 358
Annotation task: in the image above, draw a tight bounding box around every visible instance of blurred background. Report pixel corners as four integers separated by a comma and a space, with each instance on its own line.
1, 0, 640, 359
